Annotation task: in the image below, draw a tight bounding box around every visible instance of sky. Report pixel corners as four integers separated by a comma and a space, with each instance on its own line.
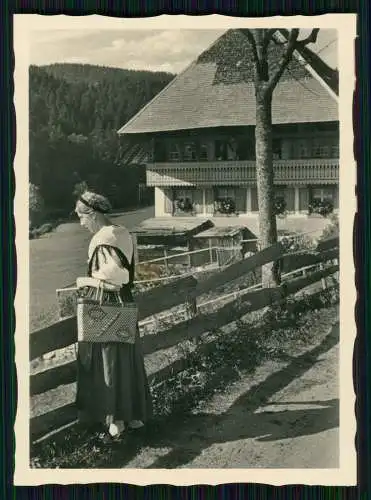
30, 28, 338, 74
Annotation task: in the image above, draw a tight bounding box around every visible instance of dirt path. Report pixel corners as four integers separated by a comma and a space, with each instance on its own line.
112, 322, 339, 469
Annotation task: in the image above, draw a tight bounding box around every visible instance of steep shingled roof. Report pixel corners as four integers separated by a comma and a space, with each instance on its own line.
118, 29, 338, 135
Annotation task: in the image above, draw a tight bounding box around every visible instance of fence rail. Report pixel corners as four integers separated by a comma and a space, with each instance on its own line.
30, 235, 339, 442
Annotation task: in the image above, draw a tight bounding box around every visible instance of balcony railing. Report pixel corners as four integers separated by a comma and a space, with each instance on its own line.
146, 159, 339, 187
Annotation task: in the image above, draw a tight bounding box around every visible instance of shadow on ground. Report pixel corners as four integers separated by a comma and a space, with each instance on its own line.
94, 323, 339, 469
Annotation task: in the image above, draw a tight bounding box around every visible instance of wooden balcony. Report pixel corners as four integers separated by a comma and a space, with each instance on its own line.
146, 159, 339, 187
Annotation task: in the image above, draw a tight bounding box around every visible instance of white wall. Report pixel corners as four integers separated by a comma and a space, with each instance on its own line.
154, 187, 166, 217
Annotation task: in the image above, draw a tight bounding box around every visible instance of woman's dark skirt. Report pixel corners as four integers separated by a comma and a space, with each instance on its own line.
76, 328, 153, 425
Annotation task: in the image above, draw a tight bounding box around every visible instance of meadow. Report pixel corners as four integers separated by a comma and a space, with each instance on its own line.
30, 206, 154, 331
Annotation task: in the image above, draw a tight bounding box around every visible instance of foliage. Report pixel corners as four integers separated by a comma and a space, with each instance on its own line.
30, 283, 338, 468
29, 183, 45, 228
279, 232, 317, 253
319, 213, 339, 240
215, 197, 236, 215
175, 197, 194, 213
308, 199, 334, 217
29, 64, 174, 220
273, 196, 287, 217
264, 286, 339, 327
151, 284, 339, 418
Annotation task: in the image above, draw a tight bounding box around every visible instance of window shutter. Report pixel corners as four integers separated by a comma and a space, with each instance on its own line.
251, 187, 259, 212
235, 188, 246, 213
333, 186, 339, 209
285, 188, 295, 212
193, 189, 203, 214
205, 188, 214, 214
299, 187, 309, 211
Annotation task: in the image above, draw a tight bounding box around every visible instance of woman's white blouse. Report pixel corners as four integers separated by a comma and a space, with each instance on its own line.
91, 246, 130, 286
88, 225, 134, 286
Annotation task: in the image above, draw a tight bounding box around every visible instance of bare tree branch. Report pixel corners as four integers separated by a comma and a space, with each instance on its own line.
262, 29, 278, 52
297, 28, 320, 46
260, 29, 278, 69
242, 29, 260, 68
267, 29, 300, 92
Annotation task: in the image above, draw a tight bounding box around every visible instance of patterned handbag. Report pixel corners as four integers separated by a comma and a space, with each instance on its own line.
77, 281, 138, 343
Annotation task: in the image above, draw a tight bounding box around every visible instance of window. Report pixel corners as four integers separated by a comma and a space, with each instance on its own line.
168, 143, 181, 161
273, 139, 282, 160
215, 187, 239, 214
309, 186, 336, 215
274, 187, 295, 212
183, 142, 197, 162
226, 139, 238, 161
312, 138, 330, 158
215, 140, 228, 161
217, 188, 235, 199
173, 188, 203, 214
251, 187, 259, 212
297, 139, 310, 159
237, 138, 255, 161
299, 187, 309, 211
331, 143, 339, 158
199, 144, 209, 161
154, 141, 167, 162
311, 186, 335, 202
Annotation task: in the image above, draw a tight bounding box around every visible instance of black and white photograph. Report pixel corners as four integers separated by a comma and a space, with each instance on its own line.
14, 14, 356, 485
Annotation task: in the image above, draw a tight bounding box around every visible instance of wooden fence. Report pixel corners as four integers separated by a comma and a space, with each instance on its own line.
30, 236, 339, 443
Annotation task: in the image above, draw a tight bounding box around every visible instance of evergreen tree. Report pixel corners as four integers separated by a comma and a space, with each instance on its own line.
29, 63, 174, 222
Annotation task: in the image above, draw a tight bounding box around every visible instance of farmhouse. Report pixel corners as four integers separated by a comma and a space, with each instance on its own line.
118, 29, 338, 224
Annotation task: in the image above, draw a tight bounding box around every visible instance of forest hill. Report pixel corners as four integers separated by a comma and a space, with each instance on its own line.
29, 63, 174, 227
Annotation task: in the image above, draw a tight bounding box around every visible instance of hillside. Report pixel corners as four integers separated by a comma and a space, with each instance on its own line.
42, 63, 173, 86
29, 64, 174, 224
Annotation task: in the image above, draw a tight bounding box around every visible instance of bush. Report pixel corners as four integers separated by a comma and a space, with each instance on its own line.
279, 233, 317, 253
29, 183, 45, 228
320, 213, 339, 240
175, 197, 194, 213
274, 196, 287, 217
215, 197, 237, 215
308, 199, 334, 217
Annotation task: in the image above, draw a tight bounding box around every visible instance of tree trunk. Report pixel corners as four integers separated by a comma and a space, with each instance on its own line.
255, 88, 280, 286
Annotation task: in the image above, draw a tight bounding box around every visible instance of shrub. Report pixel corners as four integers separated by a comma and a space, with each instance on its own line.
274, 196, 287, 217
308, 199, 334, 217
279, 233, 317, 253
29, 183, 45, 228
175, 197, 194, 213
320, 213, 339, 240
215, 197, 237, 215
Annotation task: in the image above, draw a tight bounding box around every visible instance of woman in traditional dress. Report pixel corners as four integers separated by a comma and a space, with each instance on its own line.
74, 191, 152, 441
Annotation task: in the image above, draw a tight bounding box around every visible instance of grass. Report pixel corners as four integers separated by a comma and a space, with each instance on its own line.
30, 206, 154, 331
30, 286, 339, 468
28, 211, 337, 467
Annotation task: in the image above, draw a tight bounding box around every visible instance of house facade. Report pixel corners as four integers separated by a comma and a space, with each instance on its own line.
118, 29, 339, 220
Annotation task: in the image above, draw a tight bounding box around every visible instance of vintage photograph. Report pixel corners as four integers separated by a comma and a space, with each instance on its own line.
14, 14, 356, 485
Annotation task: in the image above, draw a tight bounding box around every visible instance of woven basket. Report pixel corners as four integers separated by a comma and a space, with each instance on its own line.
76, 282, 138, 343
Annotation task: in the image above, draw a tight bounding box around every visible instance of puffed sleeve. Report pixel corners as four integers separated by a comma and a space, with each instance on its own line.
90, 246, 130, 286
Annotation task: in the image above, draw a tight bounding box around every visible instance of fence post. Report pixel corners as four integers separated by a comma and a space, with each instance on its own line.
186, 294, 197, 320
132, 233, 139, 270
320, 262, 326, 290
187, 242, 192, 269
209, 238, 213, 265
163, 247, 169, 275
